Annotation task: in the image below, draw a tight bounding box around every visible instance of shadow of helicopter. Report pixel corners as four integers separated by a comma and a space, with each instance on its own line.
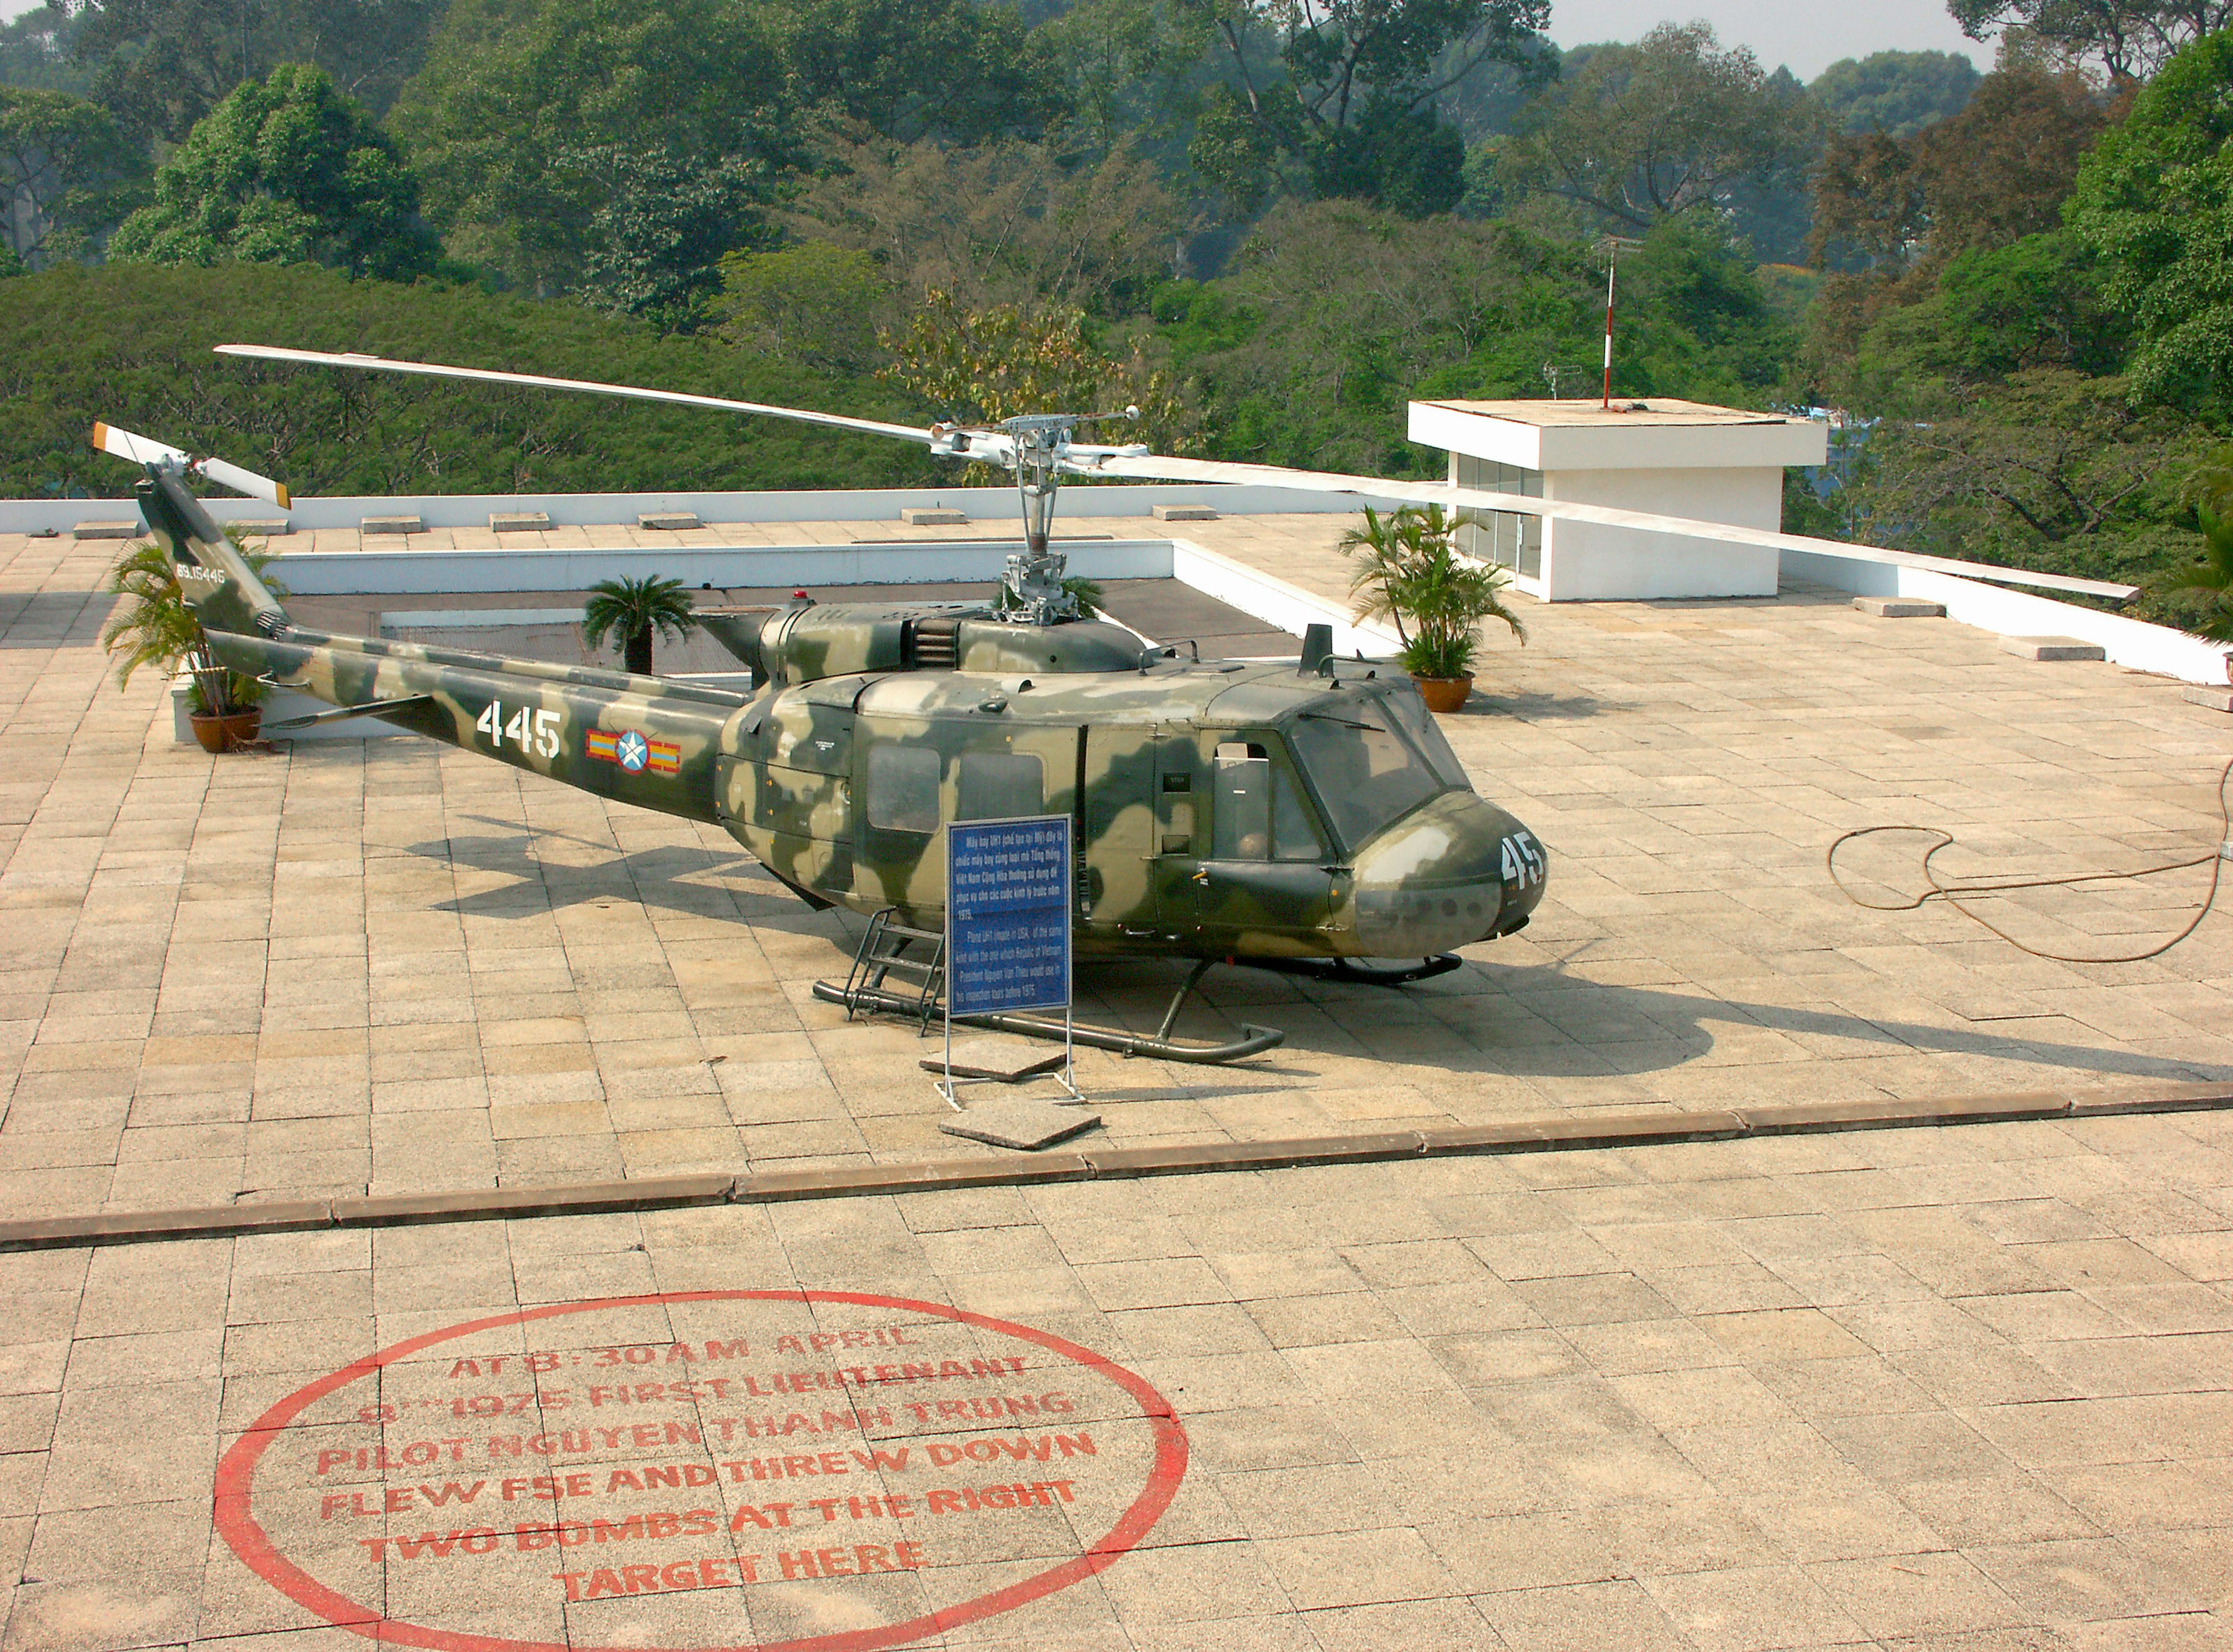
1463, 689, 1608, 722
412, 829, 853, 941
1215, 959, 2231, 1087
398, 829, 2224, 1090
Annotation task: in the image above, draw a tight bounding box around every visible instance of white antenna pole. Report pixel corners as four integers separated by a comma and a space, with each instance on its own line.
1603, 252, 1617, 411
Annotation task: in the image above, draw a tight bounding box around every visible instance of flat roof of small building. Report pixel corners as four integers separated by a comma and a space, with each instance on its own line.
1415, 396, 1800, 427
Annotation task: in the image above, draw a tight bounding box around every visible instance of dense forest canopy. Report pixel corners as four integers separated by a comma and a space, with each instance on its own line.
2, 0, 2231, 629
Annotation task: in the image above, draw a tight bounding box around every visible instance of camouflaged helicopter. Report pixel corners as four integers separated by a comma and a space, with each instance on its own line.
102, 347, 1554, 1062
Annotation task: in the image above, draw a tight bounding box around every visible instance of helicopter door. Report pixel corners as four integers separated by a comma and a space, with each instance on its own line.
1080, 725, 1158, 935
1195, 736, 1335, 940
733, 683, 857, 901
1149, 726, 1208, 933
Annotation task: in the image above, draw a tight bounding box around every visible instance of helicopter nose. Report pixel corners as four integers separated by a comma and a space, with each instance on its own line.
1350, 793, 1548, 957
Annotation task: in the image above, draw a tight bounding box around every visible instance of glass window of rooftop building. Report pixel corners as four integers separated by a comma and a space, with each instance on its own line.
1452, 456, 1542, 582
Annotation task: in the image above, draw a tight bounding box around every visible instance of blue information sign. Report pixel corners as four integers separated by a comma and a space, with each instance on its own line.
946, 815, 1073, 1017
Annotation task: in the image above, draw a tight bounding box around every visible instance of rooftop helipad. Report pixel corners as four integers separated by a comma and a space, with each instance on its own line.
3, 511, 2230, 1217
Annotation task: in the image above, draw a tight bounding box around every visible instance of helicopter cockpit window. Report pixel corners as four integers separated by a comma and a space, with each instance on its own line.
866, 746, 940, 834
957, 752, 1044, 821
1290, 701, 1443, 850
1382, 691, 1472, 789
1213, 740, 1326, 862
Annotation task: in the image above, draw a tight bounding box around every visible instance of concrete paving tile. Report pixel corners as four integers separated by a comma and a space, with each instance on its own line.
1475, 1577, 1693, 1652
1642, 1564, 1872, 1652
1808, 1552, 2031, 1640
1258, 1526, 1461, 1610
1304, 1596, 1500, 1651
1964, 1537, 2203, 1621
1510, 1273, 1680, 1328
1094, 1537, 1294, 1624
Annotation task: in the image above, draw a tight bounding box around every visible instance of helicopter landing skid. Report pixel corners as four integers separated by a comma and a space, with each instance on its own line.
1241, 954, 1465, 987
809, 957, 1285, 1067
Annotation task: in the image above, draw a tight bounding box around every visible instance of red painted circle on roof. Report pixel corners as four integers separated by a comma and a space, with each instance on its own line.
214, 1290, 1188, 1651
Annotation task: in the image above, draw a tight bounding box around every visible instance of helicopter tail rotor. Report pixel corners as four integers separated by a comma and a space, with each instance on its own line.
90, 423, 293, 509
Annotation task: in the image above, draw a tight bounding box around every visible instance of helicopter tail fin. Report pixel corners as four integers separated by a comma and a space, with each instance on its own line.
132, 469, 291, 638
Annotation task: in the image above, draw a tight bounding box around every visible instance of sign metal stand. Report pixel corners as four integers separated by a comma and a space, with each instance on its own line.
940, 813, 1082, 1108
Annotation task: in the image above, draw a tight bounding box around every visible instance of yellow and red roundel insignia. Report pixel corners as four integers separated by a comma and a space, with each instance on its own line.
586, 729, 680, 775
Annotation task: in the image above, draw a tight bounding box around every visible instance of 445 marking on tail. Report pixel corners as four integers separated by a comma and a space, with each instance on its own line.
475, 700, 561, 759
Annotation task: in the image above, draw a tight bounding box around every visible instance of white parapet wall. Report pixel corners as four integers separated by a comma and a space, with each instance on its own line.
262, 537, 1180, 595
1779, 544, 2231, 687
3, 483, 1365, 538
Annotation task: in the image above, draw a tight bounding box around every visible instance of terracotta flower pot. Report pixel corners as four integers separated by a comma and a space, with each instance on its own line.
1410, 673, 1473, 713
189, 708, 262, 753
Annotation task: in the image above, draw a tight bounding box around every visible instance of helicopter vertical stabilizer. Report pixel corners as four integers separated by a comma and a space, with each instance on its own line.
134, 470, 292, 639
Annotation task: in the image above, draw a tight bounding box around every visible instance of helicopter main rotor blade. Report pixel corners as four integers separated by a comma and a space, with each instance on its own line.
213, 345, 938, 447
1081, 452, 2138, 602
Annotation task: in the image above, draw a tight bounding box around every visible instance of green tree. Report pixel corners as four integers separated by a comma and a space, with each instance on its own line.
1808, 65, 2108, 375
563, 145, 776, 330
106, 65, 434, 279
1035, 0, 1215, 152
1854, 232, 2129, 391
1496, 24, 1824, 233
779, 0, 1066, 144
390, 0, 798, 307
1838, 368, 2198, 584
716, 241, 892, 371
60, 0, 445, 146
1947, 0, 2231, 81
1185, 0, 1548, 215
0, 3, 90, 94
782, 138, 1186, 317
0, 85, 137, 267
2065, 27, 2233, 409
1808, 50, 1979, 137
0, 245, 23, 279
583, 576, 697, 675
877, 287, 1196, 451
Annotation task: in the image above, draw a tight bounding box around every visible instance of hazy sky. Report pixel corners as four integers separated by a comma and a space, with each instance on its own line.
5, 0, 1992, 81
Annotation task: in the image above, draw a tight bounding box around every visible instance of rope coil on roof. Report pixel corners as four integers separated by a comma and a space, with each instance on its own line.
1828, 756, 2233, 965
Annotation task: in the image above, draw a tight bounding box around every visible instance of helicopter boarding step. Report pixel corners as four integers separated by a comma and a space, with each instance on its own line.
814, 913, 1286, 1066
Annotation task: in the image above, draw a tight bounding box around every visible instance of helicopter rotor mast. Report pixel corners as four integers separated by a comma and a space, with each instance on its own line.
212, 344, 1147, 625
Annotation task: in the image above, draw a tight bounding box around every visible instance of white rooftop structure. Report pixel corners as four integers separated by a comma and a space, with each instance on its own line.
1410, 397, 1829, 602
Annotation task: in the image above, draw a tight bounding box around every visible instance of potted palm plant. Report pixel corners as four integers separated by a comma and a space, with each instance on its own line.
583, 576, 699, 674
1337, 504, 1525, 712
101, 537, 281, 752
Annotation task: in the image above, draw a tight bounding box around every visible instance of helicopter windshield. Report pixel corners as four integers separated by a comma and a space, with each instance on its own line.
1290, 697, 1447, 851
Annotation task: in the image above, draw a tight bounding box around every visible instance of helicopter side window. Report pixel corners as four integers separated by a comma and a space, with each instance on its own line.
957, 752, 1044, 821
1213, 740, 1326, 862
1212, 743, 1271, 859
866, 746, 940, 834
